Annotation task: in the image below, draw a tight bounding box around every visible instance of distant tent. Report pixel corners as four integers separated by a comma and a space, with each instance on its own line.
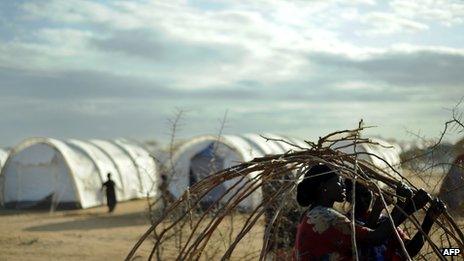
167, 134, 306, 210
329, 138, 403, 181
0, 137, 159, 209
439, 140, 464, 215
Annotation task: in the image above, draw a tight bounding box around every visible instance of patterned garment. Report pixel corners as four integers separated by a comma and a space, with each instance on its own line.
346, 211, 386, 261
347, 212, 410, 261
384, 225, 410, 261
294, 206, 371, 261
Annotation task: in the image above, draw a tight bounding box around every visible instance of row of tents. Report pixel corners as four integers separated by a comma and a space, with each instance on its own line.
0, 134, 462, 213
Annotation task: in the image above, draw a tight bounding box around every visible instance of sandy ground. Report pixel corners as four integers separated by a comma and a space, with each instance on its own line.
0, 200, 154, 261
0, 199, 265, 261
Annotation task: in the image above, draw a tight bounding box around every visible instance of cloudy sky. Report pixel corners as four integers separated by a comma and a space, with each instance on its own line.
0, 0, 463, 146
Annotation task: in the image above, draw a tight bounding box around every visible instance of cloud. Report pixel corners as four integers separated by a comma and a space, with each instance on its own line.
359, 12, 429, 35
92, 29, 249, 67
21, 0, 143, 29
390, 0, 464, 26
308, 48, 464, 88
0, 66, 265, 101
0, 67, 168, 100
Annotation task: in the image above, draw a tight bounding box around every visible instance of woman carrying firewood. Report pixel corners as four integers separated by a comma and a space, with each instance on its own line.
294, 163, 441, 261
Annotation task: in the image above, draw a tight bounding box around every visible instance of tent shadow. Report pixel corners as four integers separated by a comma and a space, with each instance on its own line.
0, 208, 59, 216
25, 212, 149, 232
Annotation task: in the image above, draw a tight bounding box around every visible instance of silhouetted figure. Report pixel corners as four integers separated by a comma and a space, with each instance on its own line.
102, 173, 117, 213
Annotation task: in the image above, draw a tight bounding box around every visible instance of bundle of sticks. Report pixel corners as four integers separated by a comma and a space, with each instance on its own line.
126, 127, 464, 260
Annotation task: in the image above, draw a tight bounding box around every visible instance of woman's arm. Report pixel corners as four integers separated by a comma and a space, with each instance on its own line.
363, 189, 431, 245
405, 199, 446, 257
366, 195, 391, 228
366, 182, 413, 229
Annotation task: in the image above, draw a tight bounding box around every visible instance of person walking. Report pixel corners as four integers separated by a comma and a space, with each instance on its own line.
102, 173, 117, 213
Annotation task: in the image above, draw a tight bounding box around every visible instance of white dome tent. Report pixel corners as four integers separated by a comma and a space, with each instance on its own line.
1, 137, 159, 209
167, 134, 305, 210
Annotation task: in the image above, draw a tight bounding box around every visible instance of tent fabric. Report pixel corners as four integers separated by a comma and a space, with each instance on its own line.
0, 149, 9, 201
439, 153, 464, 215
0, 149, 8, 169
1, 137, 158, 209
167, 134, 304, 210
329, 138, 403, 181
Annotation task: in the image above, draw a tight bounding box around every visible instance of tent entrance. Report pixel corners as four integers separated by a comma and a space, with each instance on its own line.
189, 142, 237, 208
4, 143, 78, 209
